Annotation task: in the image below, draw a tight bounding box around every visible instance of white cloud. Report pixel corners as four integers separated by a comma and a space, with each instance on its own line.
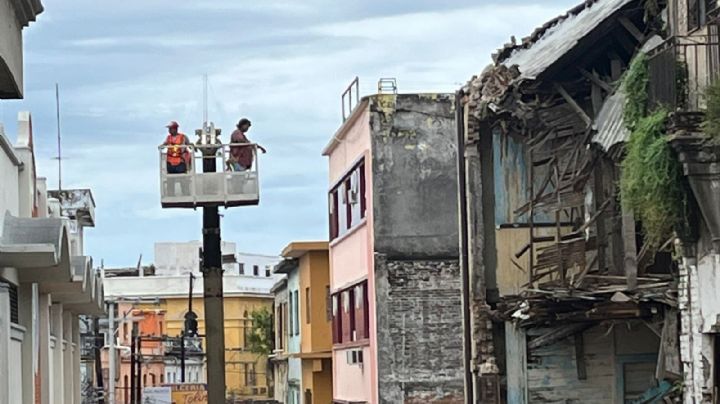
7, 0, 577, 265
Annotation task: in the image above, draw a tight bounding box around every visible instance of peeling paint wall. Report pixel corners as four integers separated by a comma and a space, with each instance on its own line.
369, 94, 464, 403
680, 253, 719, 403
370, 93, 458, 259
507, 322, 660, 404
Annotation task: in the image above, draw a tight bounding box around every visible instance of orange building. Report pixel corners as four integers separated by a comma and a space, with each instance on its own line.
273, 242, 333, 403
104, 303, 167, 404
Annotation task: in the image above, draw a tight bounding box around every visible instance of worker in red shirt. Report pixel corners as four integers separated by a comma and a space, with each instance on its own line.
227, 118, 266, 171
162, 121, 191, 195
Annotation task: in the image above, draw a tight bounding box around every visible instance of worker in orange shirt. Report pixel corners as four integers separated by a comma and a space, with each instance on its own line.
163, 121, 192, 196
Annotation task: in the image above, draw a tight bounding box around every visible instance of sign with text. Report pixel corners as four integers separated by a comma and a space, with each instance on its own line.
165, 383, 208, 404
142, 386, 171, 404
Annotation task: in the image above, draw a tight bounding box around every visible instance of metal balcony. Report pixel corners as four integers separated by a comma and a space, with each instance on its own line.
647, 28, 720, 113
159, 143, 260, 208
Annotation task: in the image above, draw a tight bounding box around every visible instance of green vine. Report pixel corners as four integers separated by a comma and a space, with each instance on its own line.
246, 306, 274, 356
620, 54, 688, 249
702, 79, 720, 141
623, 53, 649, 130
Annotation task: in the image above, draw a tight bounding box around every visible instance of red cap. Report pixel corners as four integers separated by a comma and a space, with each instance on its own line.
166, 120, 179, 128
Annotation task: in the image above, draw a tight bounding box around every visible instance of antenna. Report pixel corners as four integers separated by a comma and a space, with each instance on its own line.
55, 83, 62, 190
203, 73, 208, 127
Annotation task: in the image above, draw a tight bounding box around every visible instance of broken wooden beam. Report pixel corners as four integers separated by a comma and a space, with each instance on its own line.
528, 322, 593, 350
619, 16, 645, 43
578, 68, 614, 93
554, 83, 593, 127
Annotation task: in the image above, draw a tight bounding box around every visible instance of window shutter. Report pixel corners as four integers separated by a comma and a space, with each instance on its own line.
354, 284, 365, 340
341, 291, 352, 342
332, 294, 341, 344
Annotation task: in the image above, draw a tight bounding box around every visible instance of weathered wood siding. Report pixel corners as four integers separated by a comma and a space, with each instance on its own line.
527, 326, 615, 404
505, 322, 661, 403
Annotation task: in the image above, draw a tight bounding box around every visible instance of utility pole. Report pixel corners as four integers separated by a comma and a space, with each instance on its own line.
199, 122, 226, 402
130, 326, 136, 404
136, 336, 143, 403
55, 83, 62, 190
108, 302, 116, 404
181, 272, 197, 382
94, 318, 105, 404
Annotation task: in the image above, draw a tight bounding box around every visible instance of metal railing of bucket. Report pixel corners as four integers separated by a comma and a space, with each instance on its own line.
159, 143, 260, 208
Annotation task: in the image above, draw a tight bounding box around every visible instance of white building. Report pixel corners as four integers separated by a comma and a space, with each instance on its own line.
154, 241, 282, 280
236, 252, 281, 278
0, 111, 105, 404
154, 241, 238, 276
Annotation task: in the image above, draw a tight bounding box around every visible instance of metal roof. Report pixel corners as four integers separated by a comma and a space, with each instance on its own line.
501, 0, 634, 80
592, 90, 629, 152
591, 36, 665, 153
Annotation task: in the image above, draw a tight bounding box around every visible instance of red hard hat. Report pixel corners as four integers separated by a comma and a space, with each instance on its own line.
166, 120, 179, 128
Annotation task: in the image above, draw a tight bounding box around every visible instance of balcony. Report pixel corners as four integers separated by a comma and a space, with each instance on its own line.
159, 143, 260, 209
647, 28, 720, 120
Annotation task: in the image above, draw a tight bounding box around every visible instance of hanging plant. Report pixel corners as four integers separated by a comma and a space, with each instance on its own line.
702, 79, 720, 141
620, 54, 689, 249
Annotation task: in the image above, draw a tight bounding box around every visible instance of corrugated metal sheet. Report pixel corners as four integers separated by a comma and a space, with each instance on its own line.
591, 36, 664, 153
502, 0, 634, 80
592, 90, 629, 152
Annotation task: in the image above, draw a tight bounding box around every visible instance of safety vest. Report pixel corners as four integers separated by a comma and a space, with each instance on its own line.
166, 133, 188, 166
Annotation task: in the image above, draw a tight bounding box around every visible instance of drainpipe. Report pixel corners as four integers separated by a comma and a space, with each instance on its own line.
456, 90, 475, 404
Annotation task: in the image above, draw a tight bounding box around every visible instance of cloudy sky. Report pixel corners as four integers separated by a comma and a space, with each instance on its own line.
1, 0, 577, 266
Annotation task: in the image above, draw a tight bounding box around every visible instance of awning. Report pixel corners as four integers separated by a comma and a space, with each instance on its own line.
0, 212, 72, 283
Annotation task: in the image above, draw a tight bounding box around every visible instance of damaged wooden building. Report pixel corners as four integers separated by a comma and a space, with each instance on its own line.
454, 0, 720, 401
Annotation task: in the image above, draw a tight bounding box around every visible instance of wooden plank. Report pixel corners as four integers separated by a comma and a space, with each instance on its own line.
619, 16, 645, 43
554, 83, 593, 127
574, 332, 587, 380
528, 323, 593, 350
622, 204, 638, 290
578, 68, 614, 93
505, 323, 528, 404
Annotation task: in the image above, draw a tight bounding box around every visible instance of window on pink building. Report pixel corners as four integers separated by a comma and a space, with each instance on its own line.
331, 280, 369, 345
328, 159, 366, 241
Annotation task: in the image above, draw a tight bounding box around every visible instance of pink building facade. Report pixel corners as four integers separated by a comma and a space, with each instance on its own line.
325, 101, 378, 403
324, 93, 464, 404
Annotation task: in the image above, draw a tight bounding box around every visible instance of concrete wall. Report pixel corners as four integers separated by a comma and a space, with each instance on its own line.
0, 0, 24, 98
368, 94, 464, 403
375, 256, 464, 404
0, 126, 20, 222
369, 93, 458, 259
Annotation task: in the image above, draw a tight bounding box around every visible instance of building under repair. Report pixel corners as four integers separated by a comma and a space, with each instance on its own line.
457, 0, 720, 402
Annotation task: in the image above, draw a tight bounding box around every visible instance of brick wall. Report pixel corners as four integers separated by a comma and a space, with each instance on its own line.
374, 254, 465, 404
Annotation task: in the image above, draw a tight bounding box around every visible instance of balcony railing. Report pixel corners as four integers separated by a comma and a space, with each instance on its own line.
648, 27, 720, 113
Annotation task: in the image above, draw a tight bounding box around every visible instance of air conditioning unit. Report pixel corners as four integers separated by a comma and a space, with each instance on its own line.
346, 349, 364, 365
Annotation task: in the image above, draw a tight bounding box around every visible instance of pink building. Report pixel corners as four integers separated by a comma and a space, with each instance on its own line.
323, 91, 464, 404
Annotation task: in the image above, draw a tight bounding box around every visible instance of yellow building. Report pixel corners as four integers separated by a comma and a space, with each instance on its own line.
275, 242, 333, 403
162, 294, 273, 398
105, 274, 276, 401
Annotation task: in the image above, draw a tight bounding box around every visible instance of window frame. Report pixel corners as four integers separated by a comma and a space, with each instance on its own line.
331, 280, 370, 345
328, 158, 367, 241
